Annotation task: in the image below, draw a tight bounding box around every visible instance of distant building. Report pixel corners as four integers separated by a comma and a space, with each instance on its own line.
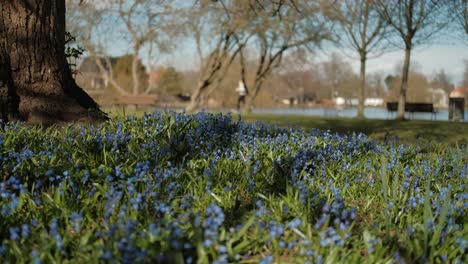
449, 86, 468, 99
334, 97, 346, 106
364, 98, 384, 107
334, 97, 384, 107
427, 87, 448, 108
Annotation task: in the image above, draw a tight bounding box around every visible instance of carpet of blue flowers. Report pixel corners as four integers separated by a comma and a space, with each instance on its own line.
0, 112, 467, 263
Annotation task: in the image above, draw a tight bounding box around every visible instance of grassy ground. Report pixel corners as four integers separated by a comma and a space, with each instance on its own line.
106, 107, 468, 147
241, 114, 468, 147
1, 112, 467, 263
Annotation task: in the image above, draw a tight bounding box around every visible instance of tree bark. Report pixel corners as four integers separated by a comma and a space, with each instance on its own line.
186, 80, 209, 113
357, 54, 366, 118
0, 47, 20, 124
132, 50, 140, 95
242, 96, 254, 114
0, 0, 107, 125
397, 46, 412, 120
242, 81, 263, 114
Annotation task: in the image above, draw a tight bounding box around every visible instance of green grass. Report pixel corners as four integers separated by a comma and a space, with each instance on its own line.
105, 107, 468, 146
241, 113, 468, 147
0, 112, 467, 263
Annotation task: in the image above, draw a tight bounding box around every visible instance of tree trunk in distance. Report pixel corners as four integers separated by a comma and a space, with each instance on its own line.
241, 89, 257, 114
242, 81, 262, 114
357, 54, 366, 118
186, 80, 208, 113
241, 96, 253, 114
397, 47, 412, 120
132, 53, 140, 95
0, 0, 107, 125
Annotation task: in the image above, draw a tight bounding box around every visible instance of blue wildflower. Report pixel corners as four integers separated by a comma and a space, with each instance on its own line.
287, 218, 302, 229
456, 237, 467, 252
9, 226, 20, 240
259, 255, 273, 264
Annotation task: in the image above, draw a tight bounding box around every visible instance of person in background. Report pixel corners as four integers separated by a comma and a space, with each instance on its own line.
235, 80, 247, 111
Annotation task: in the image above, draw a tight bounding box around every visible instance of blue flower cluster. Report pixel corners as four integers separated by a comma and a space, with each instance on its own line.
0, 111, 466, 263
203, 203, 225, 248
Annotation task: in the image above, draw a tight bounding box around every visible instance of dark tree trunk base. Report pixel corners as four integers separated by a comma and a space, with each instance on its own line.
16, 80, 108, 125
0, 0, 108, 125
0, 53, 20, 124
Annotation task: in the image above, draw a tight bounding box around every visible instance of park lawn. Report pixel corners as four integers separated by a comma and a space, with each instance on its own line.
241, 113, 468, 147
106, 107, 468, 146
0, 111, 467, 263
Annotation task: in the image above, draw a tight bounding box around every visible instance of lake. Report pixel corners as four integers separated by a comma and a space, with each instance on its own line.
251, 107, 468, 121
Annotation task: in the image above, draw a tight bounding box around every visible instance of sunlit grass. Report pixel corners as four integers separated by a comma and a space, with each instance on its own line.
1, 111, 465, 263
241, 113, 468, 147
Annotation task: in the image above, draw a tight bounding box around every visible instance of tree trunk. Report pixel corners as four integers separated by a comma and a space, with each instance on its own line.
0, 48, 20, 124
242, 96, 254, 114
357, 54, 366, 118
242, 82, 261, 114
186, 80, 209, 113
132, 50, 140, 95
0, 0, 107, 125
397, 47, 412, 120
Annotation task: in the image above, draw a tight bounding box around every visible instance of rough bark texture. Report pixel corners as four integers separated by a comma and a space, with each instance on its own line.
0, 0, 107, 125
0, 45, 20, 124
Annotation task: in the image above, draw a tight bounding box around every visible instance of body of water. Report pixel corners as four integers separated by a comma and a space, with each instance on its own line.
252, 107, 468, 121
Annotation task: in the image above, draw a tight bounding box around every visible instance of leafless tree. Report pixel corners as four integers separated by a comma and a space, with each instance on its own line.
184, 0, 332, 112
69, 0, 177, 96
68, 1, 127, 95
236, 0, 333, 112
321, 52, 357, 99
184, 1, 254, 112
377, 0, 451, 120
430, 69, 454, 94
328, 0, 388, 118
367, 71, 386, 97
453, 0, 468, 36
462, 59, 468, 86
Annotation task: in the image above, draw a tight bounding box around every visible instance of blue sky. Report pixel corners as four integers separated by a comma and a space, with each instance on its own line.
358, 43, 468, 86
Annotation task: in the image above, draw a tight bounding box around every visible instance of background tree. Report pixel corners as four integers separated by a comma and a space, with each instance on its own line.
68, 1, 127, 95
236, 0, 333, 112
278, 53, 319, 103
69, 0, 177, 97
384, 74, 396, 92
0, 0, 106, 124
453, 0, 468, 37
157, 66, 183, 97
113, 55, 148, 95
183, 1, 253, 112
377, 0, 451, 120
462, 59, 468, 86
367, 71, 386, 98
430, 69, 454, 94
386, 71, 432, 102
321, 53, 358, 99
327, 0, 388, 118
